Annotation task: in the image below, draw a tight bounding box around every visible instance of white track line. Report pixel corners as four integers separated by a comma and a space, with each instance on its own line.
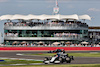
10, 64, 27, 66
0, 57, 43, 61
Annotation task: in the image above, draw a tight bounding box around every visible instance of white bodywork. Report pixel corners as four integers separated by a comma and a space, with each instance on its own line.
50, 57, 56, 62
44, 56, 60, 64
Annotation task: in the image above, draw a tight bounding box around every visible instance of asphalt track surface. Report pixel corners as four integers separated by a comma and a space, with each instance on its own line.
0, 51, 100, 64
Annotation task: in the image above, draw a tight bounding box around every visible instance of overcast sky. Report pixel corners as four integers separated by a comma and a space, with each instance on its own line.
0, 0, 100, 32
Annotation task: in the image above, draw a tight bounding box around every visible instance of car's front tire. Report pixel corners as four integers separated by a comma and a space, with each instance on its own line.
43, 60, 49, 64
43, 57, 50, 64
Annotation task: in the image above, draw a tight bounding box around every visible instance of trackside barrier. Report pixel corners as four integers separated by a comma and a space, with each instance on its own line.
0, 47, 100, 50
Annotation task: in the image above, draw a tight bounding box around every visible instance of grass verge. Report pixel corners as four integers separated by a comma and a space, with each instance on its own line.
25, 53, 100, 57
0, 59, 42, 64
0, 64, 100, 67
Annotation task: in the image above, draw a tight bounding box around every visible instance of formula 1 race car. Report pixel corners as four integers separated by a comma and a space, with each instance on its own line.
48, 49, 65, 53
43, 52, 74, 64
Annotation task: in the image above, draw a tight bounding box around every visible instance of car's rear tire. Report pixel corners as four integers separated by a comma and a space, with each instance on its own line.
66, 57, 71, 63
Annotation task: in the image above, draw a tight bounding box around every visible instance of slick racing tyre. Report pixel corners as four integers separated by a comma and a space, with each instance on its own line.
44, 57, 49, 60
59, 57, 63, 63
66, 57, 71, 63
43, 60, 49, 64
43, 57, 50, 64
